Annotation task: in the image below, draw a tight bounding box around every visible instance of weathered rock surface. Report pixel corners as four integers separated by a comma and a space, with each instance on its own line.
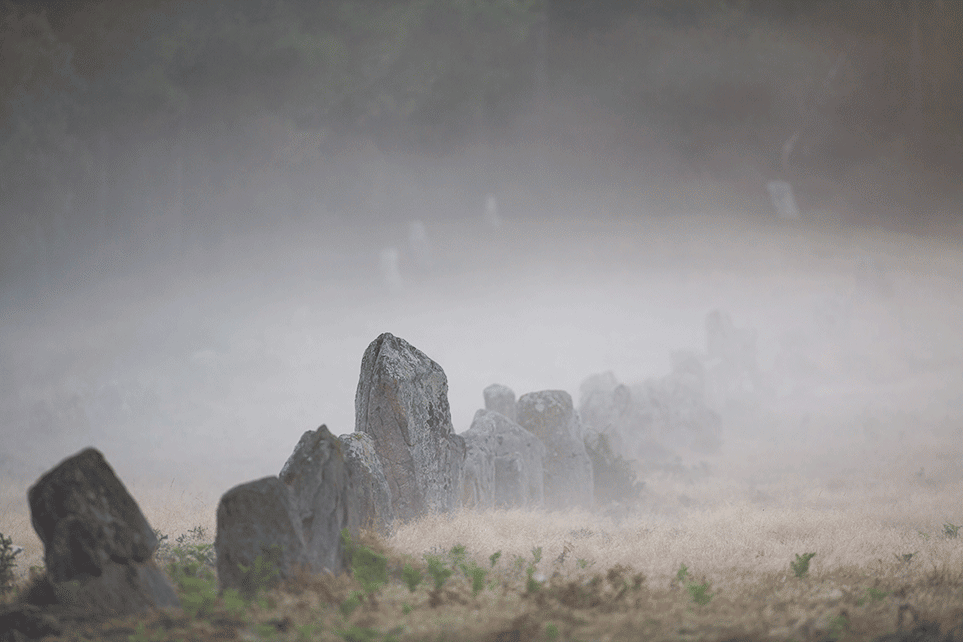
338, 431, 394, 538
215, 477, 308, 594
26, 448, 180, 616
279, 425, 352, 574
355, 332, 466, 524
462, 409, 546, 510
516, 391, 593, 512
217, 426, 353, 594
483, 384, 517, 422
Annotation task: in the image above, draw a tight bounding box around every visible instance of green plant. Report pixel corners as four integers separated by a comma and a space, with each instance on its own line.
0, 532, 22, 596
676, 563, 690, 585
127, 621, 165, 642
545, 622, 560, 639
790, 552, 817, 578
942, 523, 960, 539
686, 580, 714, 606
896, 552, 917, 564
401, 563, 422, 593
827, 613, 850, 637
457, 558, 488, 597
857, 587, 889, 606
236, 545, 283, 605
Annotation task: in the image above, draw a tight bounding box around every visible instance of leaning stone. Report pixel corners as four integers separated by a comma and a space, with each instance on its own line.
279, 425, 352, 576
338, 432, 394, 538
215, 477, 310, 595
26, 448, 180, 616
516, 391, 593, 512
483, 384, 517, 422
355, 333, 466, 524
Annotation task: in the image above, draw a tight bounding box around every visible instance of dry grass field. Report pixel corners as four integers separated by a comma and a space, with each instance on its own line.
2, 200, 962, 641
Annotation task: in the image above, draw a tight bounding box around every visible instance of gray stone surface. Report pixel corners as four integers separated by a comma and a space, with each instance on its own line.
217, 426, 355, 594
338, 431, 394, 538
463, 409, 546, 510
355, 332, 466, 524
215, 477, 311, 594
279, 425, 352, 574
516, 390, 593, 512
483, 383, 517, 422
26, 448, 180, 616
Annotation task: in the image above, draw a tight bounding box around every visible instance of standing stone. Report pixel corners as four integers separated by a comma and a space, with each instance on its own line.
408, 220, 434, 272
279, 425, 351, 575
27, 448, 180, 616
355, 333, 466, 525
483, 383, 517, 422
459, 426, 497, 510
516, 391, 593, 512
578, 372, 639, 456
217, 426, 355, 595
215, 477, 309, 594
463, 409, 546, 510
338, 432, 394, 538
704, 309, 761, 404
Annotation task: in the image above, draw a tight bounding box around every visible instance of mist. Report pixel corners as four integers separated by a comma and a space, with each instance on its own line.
2, 0, 962, 541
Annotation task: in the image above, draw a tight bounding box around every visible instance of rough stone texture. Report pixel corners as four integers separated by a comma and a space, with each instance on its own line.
26, 448, 180, 617
516, 391, 593, 512
463, 409, 546, 510
215, 477, 311, 594
279, 425, 352, 575
483, 384, 517, 422
355, 332, 466, 525
217, 426, 355, 594
338, 431, 394, 538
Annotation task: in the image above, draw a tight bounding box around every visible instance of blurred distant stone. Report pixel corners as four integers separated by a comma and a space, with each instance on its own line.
483, 383, 517, 422
704, 308, 762, 407
484, 194, 502, 229
767, 179, 799, 220
408, 220, 433, 272
461, 409, 546, 511
579, 372, 637, 455
338, 431, 394, 538
516, 390, 594, 512
355, 332, 466, 524
379, 247, 401, 292
27, 448, 180, 617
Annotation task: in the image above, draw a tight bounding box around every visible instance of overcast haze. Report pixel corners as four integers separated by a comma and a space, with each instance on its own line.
2, 0, 962, 499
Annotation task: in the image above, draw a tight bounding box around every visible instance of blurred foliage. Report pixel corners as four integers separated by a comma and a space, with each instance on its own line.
1, 0, 961, 294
